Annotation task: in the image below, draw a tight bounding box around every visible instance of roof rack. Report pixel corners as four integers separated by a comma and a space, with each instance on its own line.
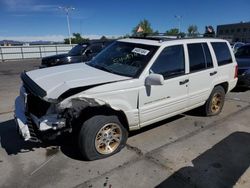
129, 32, 216, 42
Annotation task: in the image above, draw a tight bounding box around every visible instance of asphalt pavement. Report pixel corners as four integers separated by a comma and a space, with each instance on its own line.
0, 59, 250, 188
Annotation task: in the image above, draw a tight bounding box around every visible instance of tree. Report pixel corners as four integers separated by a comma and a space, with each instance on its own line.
132, 19, 154, 36
187, 25, 199, 37
100, 36, 107, 41
165, 28, 179, 36
64, 33, 89, 44
179, 32, 186, 38
153, 30, 159, 35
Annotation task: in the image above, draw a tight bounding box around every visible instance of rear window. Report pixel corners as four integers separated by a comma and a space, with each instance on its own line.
211, 42, 232, 66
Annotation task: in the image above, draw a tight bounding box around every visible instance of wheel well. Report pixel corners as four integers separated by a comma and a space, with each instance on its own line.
68, 105, 130, 132
215, 82, 229, 93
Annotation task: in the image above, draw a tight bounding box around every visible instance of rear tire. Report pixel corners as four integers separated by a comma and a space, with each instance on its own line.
204, 86, 225, 116
78, 115, 128, 161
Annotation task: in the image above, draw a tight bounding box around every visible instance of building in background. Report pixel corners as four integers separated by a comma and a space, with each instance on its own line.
217, 22, 250, 43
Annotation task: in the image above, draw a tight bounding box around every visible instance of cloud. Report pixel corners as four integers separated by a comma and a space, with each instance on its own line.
0, 35, 121, 42
2, 0, 58, 12
82, 35, 121, 39
0, 35, 66, 42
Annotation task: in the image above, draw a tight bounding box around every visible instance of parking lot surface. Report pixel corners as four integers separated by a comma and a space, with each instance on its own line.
0, 60, 250, 188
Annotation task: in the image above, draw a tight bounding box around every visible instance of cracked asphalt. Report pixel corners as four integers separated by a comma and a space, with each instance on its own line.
0, 60, 250, 188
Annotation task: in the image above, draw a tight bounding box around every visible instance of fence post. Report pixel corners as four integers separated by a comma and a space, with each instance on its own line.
55, 45, 58, 55
0, 47, 3, 62
21, 47, 24, 59
39, 46, 42, 58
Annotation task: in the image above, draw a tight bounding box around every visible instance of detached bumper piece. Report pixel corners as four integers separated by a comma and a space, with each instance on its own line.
14, 96, 40, 142
15, 115, 41, 142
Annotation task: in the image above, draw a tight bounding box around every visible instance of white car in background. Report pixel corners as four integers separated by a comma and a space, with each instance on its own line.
15, 37, 238, 160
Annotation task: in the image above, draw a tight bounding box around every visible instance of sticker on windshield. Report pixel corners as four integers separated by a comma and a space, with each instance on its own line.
132, 48, 150, 56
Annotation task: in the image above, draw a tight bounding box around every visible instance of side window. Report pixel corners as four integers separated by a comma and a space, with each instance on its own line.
211, 42, 232, 66
188, 43, 206, 72
150, 45, 185, 79
188, 43, 213, 72
203, 43, 213, 68
89, 44, 103, 53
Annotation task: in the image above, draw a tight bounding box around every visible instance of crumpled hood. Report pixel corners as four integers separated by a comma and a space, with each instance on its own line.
25, 63, 130, 100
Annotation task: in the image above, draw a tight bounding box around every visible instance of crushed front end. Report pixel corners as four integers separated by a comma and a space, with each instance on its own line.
14, 73, 67, 142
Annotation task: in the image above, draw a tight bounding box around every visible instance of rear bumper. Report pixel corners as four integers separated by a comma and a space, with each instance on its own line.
237, 75, 250, 87
228, 78, 238, 92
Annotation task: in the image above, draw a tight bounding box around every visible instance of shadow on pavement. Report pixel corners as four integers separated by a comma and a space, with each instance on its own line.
0, 119, 44, 155
156, 132, 250, 188
231, 86, 249, 93
0, 118, 85, 160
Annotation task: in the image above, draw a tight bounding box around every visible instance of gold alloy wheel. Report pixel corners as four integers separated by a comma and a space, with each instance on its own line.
95, 123, 122, 155
211, 93, 222, 113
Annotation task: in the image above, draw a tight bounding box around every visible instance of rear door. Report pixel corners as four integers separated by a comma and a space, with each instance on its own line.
187, 42, 217, 107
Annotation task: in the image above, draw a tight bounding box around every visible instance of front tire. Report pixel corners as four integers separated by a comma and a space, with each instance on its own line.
204, 86, 225, 116
78, 115, 128, 160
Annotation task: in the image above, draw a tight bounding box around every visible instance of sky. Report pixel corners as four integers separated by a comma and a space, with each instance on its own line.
0, 0, 250, 41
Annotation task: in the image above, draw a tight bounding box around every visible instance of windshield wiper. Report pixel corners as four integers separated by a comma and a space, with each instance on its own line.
98, 66, 116, 74
88, 63, 115, 74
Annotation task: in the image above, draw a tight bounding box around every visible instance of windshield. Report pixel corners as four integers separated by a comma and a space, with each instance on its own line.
68, 44, 88, 56
235, 45, 250, 58
87, 41, 159, 77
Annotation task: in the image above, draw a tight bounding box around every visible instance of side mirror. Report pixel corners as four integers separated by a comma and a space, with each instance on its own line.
85, 49, 93, 56
145, 74, 164, 86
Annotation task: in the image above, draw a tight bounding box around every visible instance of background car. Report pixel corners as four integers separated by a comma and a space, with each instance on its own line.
235, 44, 250, 87
40, 40, 114, 68
231, 42, 245, 53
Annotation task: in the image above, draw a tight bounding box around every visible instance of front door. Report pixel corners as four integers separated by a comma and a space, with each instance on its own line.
139, 45, 189, 127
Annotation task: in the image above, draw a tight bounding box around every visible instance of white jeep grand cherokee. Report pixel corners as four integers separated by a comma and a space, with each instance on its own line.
15, 37, 238, 160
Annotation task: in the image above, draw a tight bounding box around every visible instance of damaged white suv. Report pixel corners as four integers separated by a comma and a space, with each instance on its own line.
15, 37, 238, 160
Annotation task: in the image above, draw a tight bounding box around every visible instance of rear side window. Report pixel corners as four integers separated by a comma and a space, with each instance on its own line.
151, 45, 185, 79
188, 43, 213, 72
203, 44, 213, 68
211, 42, 232, 66
89, 44, 103, 53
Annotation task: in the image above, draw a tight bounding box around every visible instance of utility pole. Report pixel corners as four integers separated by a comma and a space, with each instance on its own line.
59, 6, 75, 45
175, 15, 182, 34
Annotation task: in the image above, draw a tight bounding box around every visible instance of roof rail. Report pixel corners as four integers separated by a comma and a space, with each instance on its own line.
129, 32, 217, 41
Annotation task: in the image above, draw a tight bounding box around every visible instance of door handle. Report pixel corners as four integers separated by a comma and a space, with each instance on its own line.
210, 71, 217, 76
179, 79, 189, 85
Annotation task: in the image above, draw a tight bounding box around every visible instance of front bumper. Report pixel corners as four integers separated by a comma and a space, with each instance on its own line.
14, 87, 66, 141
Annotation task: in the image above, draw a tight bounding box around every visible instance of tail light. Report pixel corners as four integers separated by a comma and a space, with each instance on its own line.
234, 65, 238, 79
